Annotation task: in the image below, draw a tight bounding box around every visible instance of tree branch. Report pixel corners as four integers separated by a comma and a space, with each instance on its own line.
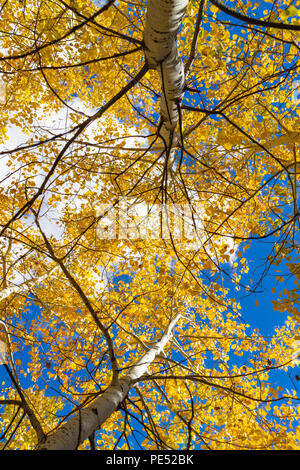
209, 0, 300, 31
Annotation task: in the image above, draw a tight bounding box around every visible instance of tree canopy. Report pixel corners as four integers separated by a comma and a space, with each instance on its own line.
0, 0, 300, 450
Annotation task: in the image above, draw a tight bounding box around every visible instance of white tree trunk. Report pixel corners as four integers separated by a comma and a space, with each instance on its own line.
0, 270, 55, 303
143, 0, 189, 145
37, 313, 181, 450
36, 1, 188, 450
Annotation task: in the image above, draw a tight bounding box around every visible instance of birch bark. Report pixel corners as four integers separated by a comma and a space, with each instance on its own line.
36, 0, 188, 450
37, 313, 181, 450
0, 269, 56, 303
143, 0, 189, 145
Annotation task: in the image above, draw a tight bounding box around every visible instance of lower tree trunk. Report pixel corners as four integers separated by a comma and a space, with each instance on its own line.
37, 314, 181, 450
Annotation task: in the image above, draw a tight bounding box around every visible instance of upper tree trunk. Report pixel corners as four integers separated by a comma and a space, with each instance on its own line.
143, 0, 189, 145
